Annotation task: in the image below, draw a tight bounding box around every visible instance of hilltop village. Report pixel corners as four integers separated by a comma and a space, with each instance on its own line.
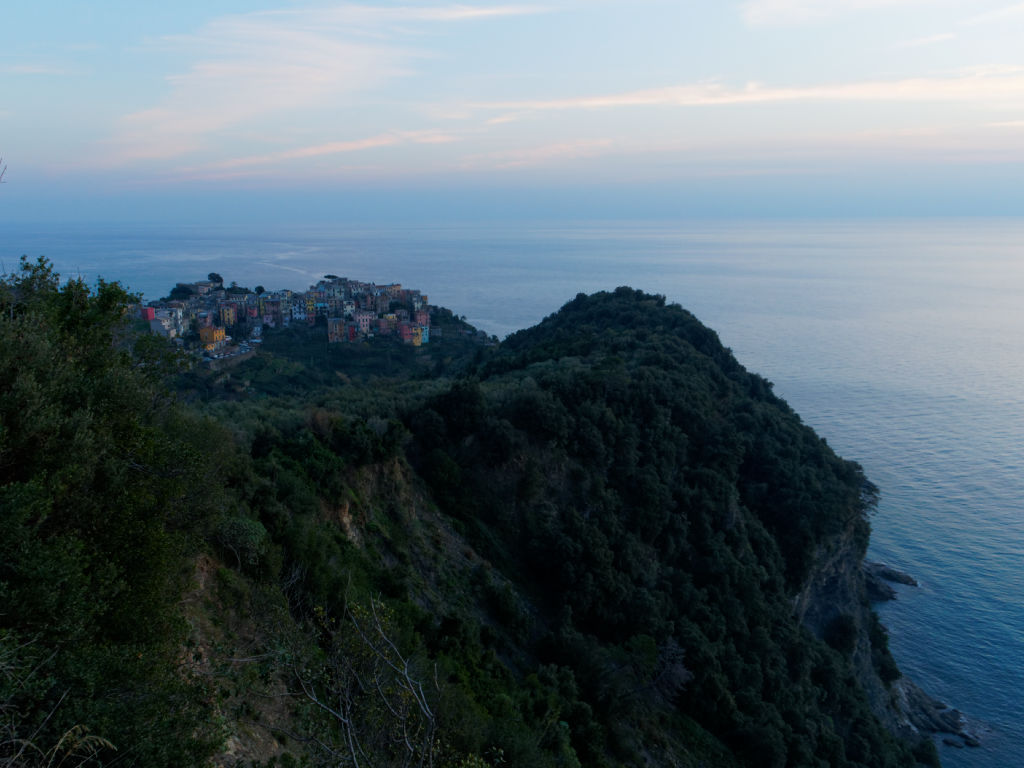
141, 273, 471, 361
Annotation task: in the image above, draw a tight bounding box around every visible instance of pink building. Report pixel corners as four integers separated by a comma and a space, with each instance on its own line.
398, 321, 414, 343
354, 310, 375, 335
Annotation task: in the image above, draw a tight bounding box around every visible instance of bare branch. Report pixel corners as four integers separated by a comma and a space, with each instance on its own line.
290, 594, 438, 768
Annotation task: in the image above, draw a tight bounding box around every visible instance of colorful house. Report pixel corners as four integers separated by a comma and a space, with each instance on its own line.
398, 321, 414, 344
354, 310, 375, 335
219, 305, 237, 328
199, 326, 226, 352
327, 317, 346, 343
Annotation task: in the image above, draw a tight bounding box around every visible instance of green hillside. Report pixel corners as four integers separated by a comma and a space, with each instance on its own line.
1, 263, 938, 767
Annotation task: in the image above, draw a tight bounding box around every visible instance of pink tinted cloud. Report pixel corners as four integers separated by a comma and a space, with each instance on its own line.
476, 70, 1024, 112
100, 4, 535, 167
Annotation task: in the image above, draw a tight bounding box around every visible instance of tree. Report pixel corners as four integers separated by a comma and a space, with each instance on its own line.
0, 257, 220, 766
208, 272, 224, 286
255, 285, 266, 295
168, 284, 195, 301
216, 515, 269, 569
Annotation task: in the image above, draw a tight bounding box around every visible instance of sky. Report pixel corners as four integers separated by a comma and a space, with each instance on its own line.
5, 0, 1024, 223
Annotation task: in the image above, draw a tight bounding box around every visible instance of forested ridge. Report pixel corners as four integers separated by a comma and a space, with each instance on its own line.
1, 262, 939, 767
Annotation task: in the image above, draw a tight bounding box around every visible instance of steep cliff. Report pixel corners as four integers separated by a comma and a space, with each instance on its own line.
794, 510, 978, 758
793, 518, 907, 731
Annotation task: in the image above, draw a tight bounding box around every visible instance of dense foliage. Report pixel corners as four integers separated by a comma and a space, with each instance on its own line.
1, 267, 931, 768
0, 258, 220, 766
402, 289, 912, 767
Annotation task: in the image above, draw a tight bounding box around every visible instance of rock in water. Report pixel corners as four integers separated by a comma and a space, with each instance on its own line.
864, 561, 919, 588
863, 564, 899, 601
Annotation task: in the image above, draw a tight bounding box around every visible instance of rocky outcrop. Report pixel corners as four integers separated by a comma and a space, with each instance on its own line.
792, 522, 866, 640
864, 573, 898, 601
891, 678, 981, 748
864, 561, 918, 601
795, 522, 978, 750
869, 562, 919, 587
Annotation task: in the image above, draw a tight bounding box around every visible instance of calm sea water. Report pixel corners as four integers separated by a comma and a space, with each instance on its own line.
6, 218, 1023, 767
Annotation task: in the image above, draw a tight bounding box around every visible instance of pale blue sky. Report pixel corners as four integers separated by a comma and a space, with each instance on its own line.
5, 0, 1024, 222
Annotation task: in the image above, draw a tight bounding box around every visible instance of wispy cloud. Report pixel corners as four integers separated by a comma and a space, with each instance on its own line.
897, 32, 956, 48
209, 135, 402, 170
486, 112, 532, 125
286, 4, 549, 24
741, 0, 932, 26
198, 130, 459, 172
476, 70, 1024, 112
107, 32, 405, 162
102, 4, 546, 165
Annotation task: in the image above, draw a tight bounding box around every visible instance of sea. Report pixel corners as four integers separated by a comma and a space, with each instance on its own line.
5, 218, 1023, 767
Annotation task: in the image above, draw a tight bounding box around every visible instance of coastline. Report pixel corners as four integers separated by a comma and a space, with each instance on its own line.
863, 562, 982, 752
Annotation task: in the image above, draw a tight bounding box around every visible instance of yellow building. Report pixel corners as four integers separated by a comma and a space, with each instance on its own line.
199, 326, 226, 352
